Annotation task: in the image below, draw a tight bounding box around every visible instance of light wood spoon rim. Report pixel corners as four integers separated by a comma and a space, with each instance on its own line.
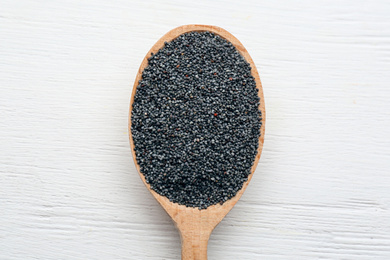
129, 24, 265, 260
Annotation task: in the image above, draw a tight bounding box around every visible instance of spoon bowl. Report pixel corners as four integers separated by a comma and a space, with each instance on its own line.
129, 24, 265, 260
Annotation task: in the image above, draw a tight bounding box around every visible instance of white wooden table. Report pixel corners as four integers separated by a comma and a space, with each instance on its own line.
1, 1, 390, 259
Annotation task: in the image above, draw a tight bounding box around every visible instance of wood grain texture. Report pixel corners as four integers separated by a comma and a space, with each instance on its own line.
128, 24, 265, 260
1, 0, 390, 259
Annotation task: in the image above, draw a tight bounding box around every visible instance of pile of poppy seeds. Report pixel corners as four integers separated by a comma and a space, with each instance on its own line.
131, 31, 262, 209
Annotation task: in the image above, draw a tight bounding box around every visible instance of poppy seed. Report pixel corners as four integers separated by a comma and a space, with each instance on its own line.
132, 31, 262, 210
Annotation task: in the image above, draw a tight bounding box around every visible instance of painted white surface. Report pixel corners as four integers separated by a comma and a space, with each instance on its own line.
1, 0, 390, 259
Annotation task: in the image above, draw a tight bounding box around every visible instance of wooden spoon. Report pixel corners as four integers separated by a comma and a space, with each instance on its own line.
129, 24, 265, 260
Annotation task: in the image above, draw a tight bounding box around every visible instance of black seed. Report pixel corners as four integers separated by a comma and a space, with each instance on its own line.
132, 31, 262, 210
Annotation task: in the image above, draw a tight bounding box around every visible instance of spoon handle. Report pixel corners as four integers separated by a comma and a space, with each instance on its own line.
180, 228, 211, 260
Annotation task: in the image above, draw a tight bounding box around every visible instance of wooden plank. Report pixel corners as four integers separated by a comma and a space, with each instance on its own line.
1, 0, 390, 259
